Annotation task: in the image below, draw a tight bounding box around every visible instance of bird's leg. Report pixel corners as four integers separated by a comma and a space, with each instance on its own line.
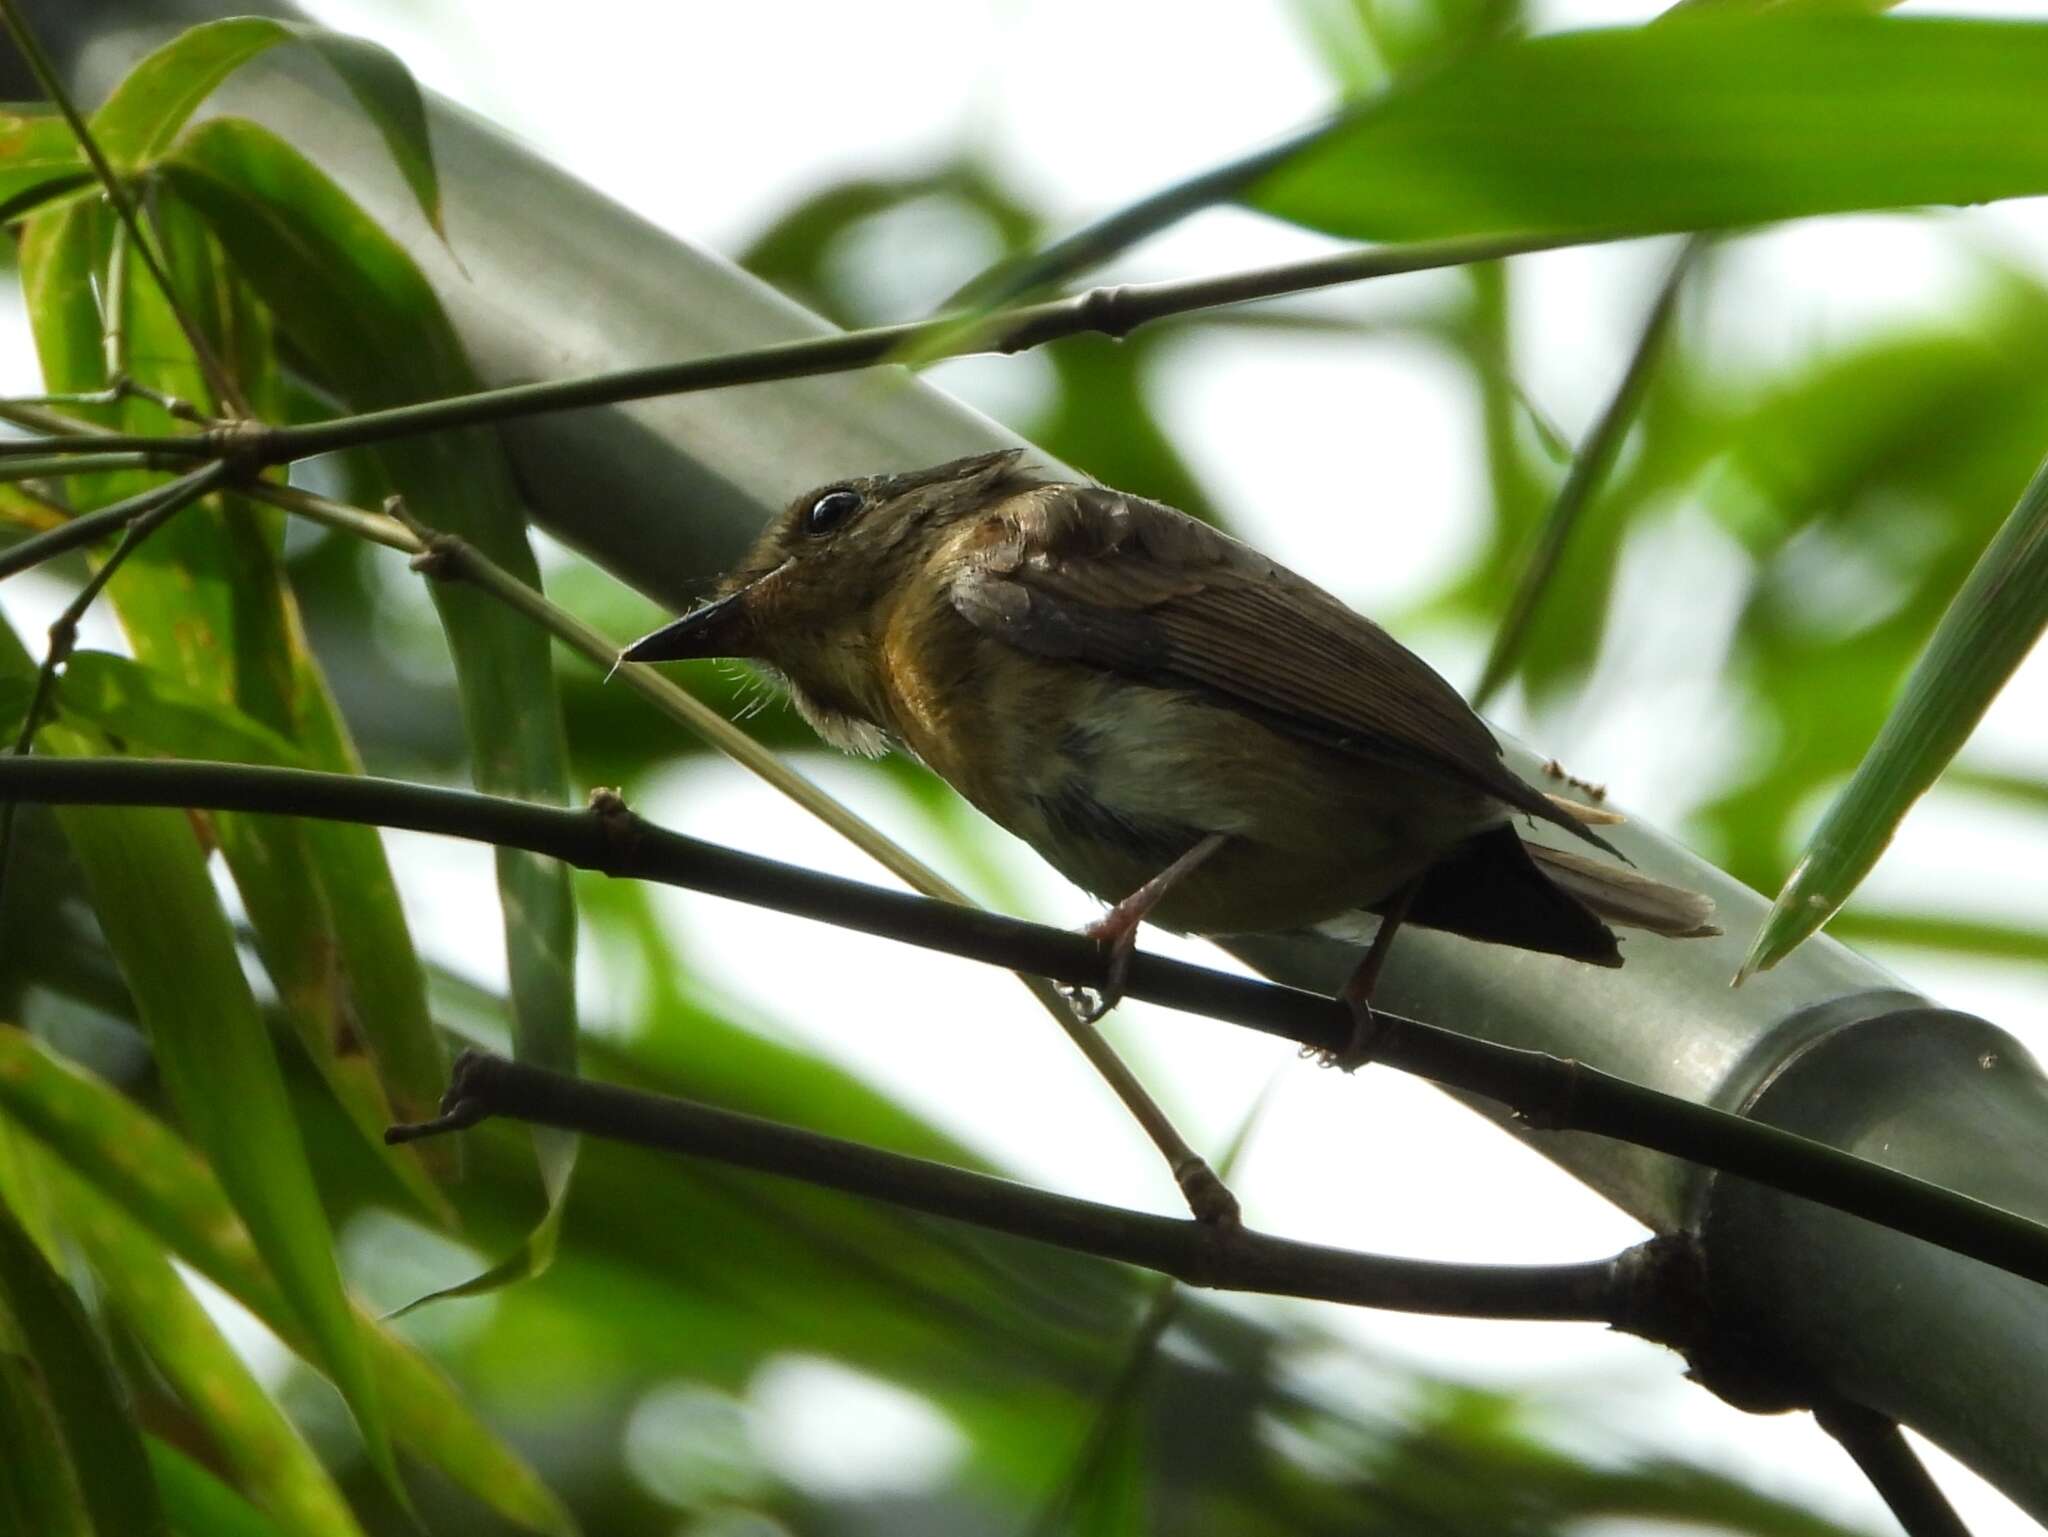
1068, 833, 1230, 1024
1325, 877, 1422, 1072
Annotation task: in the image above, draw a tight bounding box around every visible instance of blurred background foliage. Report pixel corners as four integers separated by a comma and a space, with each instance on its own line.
0, 0, 2043, 1532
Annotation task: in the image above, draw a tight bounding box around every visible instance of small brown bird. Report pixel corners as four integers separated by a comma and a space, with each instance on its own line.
623, 450, 1716, 1061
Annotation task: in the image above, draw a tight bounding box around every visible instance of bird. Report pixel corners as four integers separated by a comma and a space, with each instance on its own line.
621, 449, 1718, 1064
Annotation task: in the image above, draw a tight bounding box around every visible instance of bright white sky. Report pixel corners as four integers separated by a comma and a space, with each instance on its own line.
8, 0, 2048, 1530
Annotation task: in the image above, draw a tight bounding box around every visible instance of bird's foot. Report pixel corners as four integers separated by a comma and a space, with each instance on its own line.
1318, 995, 1394, 1073
1064, 906, 1142, 1024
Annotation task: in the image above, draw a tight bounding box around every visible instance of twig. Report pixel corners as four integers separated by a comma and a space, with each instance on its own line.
6, 754, 2048, 1295
387, 1049, 1628, 1324
0, 229, 1620, 472
0, 463, 237, 583
0, 0, 251, 418
932, 115, 1340, 318
0, 462, 232, 912
1472, 237, 1702, 707
0, 450, 177, 485
11, 381, 207, 427
1814, 1399, 1972, 1537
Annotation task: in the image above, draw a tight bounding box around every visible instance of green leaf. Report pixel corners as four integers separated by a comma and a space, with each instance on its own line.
45, 1160, 367, 1537
1826, 910, 2048, 965
88, 16, 444, 237
0, 1029, 575, 1537
1252, 18, 2048, 243
165, 116, 578, 1296
0, 1330, 92, 1537
27, 740, 399, 1495
0, 612, 398, 1502
1471, 239, 1698, 707
1666, 0, 1902, 16
55, 650, 456, 1214
19, 190, 451, 1208
0, 1198, 166, 1537
149, 1441, 296, 1537
1741, 450, 2048, 976
0, 107, 88, 218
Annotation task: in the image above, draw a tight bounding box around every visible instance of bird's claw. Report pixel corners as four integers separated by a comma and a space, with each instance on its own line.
1066, 912, 1139, 1024
1318, 997, 1390, 1074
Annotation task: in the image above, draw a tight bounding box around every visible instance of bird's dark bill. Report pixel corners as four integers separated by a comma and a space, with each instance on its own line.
620, 589, 754, 662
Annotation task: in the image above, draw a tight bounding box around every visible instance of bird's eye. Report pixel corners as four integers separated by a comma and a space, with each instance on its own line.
803, 488, 863, 537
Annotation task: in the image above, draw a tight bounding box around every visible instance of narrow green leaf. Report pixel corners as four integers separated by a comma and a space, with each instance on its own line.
26, 731, 399, 1494
0, 1198, 166, 1537
0, 604, 397, 1495
88, 16, 444, 236
0, 107, 87, 208
0, 167, 92, 223
1826, 910, 2048, 965
20, 189, 451, 1204
166, 116, 578, 1294
1667, 0, 1902, 16
1253, 19, 2048, 243
149, 1441, 296, 1537
46, 1160, 367, 1537
0, 1028, 575, 1537
1944, 768, 2048, 815
0, 1331, 93, 1537
1472, 239, 1698, 707
56, 650, 455, 1219
1741, 452, 2048, 976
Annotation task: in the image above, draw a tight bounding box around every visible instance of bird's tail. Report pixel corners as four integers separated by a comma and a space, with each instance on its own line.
1524, 843, 1721, 938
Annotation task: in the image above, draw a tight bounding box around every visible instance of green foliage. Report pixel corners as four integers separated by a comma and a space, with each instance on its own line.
1254, 19, 2048, 241
0, 3, 2038, 1534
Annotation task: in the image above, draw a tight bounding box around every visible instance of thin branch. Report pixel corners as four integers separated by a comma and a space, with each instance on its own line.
0, 0, 252, 418
0, 463, 237, 584
1814, 1399, 1972, 1537
0, 229, 1616, 471
388, 1049, 1628, 1324
931, 114, 1340, 317
1472, 237, 1701, 708
0, 450, 176, 484
7, 754, 2048, 1296
0, 462, 232, 912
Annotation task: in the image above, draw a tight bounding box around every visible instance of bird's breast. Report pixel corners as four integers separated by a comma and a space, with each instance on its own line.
873, 599, 1493, 934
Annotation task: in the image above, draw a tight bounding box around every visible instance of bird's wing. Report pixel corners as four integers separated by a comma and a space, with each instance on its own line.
950, 484, 1614, 852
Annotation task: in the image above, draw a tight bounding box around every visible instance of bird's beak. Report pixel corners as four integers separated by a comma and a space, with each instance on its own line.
619, 587, 757, 664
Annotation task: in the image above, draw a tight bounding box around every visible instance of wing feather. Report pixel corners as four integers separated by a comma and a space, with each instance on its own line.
953, 484, 1614, 853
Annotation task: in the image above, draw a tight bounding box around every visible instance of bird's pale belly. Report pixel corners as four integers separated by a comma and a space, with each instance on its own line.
882, 642, 1499, 936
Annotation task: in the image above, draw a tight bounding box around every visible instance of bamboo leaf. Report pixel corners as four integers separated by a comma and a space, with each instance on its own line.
56, 650, 455, 1217
0, 106, 88, 217
23, 736, 400, 1494
0, 1197, 166, 1537
1740, 452, 2048, 977
0, 1319, 93, 1537
149, 1441, 296, 1537
165, 116, 578, 1297
1666, 0, 1902, 15
1826, 910, 2048, 965
88, 15, 444, 236
19, 189, 451, 1204
1, 612, 399, 1499
0, 1029, 575, 1537
45, 1160, 367, 1537
1251, 19, 2048, 243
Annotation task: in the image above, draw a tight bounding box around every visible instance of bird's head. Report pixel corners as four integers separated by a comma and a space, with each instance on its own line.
620, 448, 1038, 752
